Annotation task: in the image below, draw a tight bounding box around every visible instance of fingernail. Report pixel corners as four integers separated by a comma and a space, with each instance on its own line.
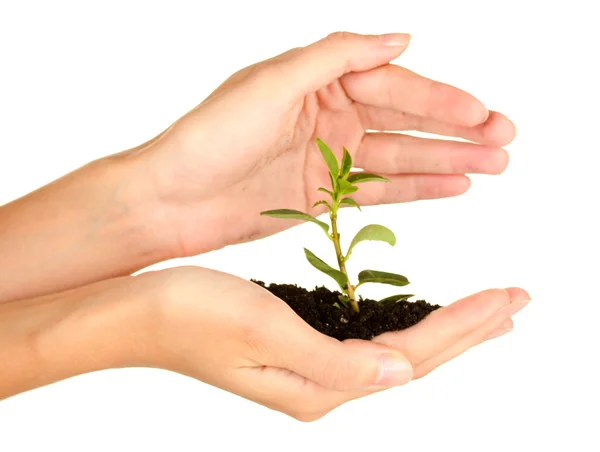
499, 298, 530, 317
374, 354, 414, 388
486, 319, 514, 340
380, 33, 411, 47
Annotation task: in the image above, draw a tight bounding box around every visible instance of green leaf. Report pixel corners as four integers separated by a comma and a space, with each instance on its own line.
379, 294, 414, 303
316, 138, 339, 179
261, 209, 329, 234
304, 248, 348, 290
318, 187, 334, 197
340, 147, 353, 178
339, 197, 361, 211
338, 179, 358, 195
347, 224, 396, 256
312, 200, 332, 210
347, 173, 390, 184
358, 270, 409, 287
332, 302, 342, 309
328, 172, 338, 193
337, 295, 350, 308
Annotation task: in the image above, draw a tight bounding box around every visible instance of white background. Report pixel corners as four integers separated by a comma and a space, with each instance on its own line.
1, 0, 598, 451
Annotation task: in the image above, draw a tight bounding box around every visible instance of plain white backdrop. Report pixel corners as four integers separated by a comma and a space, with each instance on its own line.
0, 0, 598, 451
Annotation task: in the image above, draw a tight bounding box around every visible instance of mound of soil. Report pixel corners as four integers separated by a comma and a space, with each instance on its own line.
252, 280, 441, 341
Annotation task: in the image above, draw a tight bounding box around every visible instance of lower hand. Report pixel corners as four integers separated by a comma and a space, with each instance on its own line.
132, 267, 529, 421
124, 32, 516, 258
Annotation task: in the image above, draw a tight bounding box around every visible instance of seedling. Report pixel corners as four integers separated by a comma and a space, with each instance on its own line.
260, 138, 413, 313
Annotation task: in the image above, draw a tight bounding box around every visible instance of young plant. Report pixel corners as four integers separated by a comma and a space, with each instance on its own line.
260, 138, 412, 313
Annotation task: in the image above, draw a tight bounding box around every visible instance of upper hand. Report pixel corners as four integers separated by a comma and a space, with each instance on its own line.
128, 32, 516, 258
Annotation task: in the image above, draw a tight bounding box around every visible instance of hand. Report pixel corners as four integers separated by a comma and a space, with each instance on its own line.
129, 32, 516, 258
136, 266, 529, 421
1, 265, 529, 417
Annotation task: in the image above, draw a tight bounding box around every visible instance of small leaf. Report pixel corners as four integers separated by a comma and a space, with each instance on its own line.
332, 302, 342, 309
316, 138, 339, 179
358, 270, 409, 287
312, 200, 332, 210
379, 294, 414, 303
340, 197, 361, 211
318, 187, 334, 197
340, 147, 353, 178
347, 173, 389, 184
304, 248, 348, 290
338, 179, 358, 195
347, 224, 396, 256
261, 209, 329, 234
328, 172, 338, 193
337, 295, 350, 308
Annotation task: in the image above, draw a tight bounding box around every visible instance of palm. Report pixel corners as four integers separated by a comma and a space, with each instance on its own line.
157, 80, 365, 255
250, 84, 366, 212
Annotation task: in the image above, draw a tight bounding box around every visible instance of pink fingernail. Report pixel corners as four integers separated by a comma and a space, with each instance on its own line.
374, 354, 413, 387
380, 33, 411, 47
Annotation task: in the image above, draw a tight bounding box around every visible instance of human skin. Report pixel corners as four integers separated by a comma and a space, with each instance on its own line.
0, 32, 516, 302
0, 266, 529, 421
0, 32, 530, 418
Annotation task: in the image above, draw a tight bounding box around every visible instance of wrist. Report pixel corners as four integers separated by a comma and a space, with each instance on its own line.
94, 153, 176, 262
0, 276, 154, 399
122, 132, 226, 259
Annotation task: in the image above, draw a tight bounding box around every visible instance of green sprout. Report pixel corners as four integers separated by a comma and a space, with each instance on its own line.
260, 138, 412, 313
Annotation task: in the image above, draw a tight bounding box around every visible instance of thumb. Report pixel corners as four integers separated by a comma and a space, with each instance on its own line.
271, 319, 414, 391
273, 31, 411, 94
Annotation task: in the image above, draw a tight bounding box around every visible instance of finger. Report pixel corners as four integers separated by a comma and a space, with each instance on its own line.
350, 173, 471, 207
236, 337, 418, 421
342, 65, 489, 127
372, 288, 515, 364
257, 302, 413, 392
414, 287, 530, 378
354, 132, 509, 175
358, 105, 517, 147
269, 32, 411, 95
485, 318, 514, 341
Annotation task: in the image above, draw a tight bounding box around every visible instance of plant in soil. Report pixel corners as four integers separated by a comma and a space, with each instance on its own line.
258, 138, 440, 340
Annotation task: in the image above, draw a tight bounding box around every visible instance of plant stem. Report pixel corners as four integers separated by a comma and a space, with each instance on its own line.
330, 208, 359, 312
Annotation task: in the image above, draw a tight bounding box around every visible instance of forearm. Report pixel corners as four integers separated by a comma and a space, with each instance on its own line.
0, 274, 154, 400
0, 153, 168, 303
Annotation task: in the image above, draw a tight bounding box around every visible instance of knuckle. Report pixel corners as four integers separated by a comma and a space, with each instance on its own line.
424, 79, 446, 117
322, 358, 369, 391
326, 31, 354, 44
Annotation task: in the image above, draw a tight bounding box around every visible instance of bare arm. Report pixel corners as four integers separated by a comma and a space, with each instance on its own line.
0, 264, 528, 418
0, 32, 516, 303
0, 154, 166, 303
0, 274, 149, 400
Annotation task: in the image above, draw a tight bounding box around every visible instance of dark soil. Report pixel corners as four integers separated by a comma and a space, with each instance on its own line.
252, 280, 441, 341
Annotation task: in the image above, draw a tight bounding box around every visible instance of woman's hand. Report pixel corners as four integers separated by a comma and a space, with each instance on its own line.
1, 265, 528, 419
130, 267, 529, 421
131, 31, 516, 258
0, 31, 517, 302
